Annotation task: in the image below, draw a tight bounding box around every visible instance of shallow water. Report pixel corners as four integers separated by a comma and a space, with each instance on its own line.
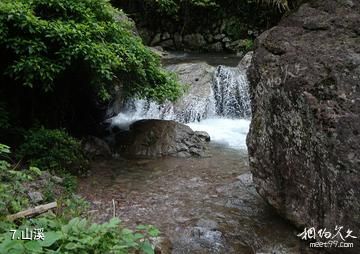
77, 144, 311, 253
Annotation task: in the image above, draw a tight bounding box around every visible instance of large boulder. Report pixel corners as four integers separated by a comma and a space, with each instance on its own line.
247, 0, 360, 252
116, 119, 210, 158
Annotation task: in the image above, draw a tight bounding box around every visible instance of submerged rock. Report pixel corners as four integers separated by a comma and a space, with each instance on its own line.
247, 0, 360, 253
116, 119, 210, 158
82, 136, 112, 159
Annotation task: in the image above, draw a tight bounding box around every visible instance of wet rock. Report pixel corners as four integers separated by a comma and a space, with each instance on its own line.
247, 1, 360, 253
82, 136, 112, 159
116, 119, 210, 158
166, 62, 216, 122
195, 131, 211, 142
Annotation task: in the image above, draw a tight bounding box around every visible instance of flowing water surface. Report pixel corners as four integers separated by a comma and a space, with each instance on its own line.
77, 53, 315, 253
78, 144, 305, 253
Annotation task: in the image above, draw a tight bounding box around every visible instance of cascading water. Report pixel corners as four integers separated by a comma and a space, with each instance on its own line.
110, 53, 252, 150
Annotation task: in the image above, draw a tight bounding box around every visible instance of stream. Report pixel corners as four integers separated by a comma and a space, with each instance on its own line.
77, 53, 313, 253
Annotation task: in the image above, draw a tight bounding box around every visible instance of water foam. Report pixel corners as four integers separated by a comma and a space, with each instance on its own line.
187, 118, 250, 150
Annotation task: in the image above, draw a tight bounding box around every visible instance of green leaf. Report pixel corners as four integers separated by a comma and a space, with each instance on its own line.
140, 241, 154, 254
64, 242, 78, 250
24, 241, 42, 252
39, 231, 61, 247
148, 226, 160, 237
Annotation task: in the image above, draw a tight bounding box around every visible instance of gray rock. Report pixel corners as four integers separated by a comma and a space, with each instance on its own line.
247, 1, 360, 253
183, 34, 206, 50
28, 191, 43, 203
150, 33, 161, 46
158, 39, 174, 49
166, 62, 216, 123
116, 120, 210, 158
82, 136, 112, 159
194, 131, 211, 142
214, 34, 225, 41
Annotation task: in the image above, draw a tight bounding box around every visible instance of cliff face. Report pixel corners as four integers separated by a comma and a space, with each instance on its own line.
247, 0, 360, 252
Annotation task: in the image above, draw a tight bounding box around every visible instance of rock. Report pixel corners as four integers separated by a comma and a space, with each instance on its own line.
161, 32, 171, 40
116, 119, 210, 158
247, 1, 360, 253
82, 136, 112, 159
222, 37, 231, 43
194, 131, 211, 142
150, 33, 161, 46
183, 34, 206, 50
148, 46, 173, 59
158, 39, 174, 49
28, 191, 43, 204
237, 51, 253, 70
214, 34, 225, 41
166, 62, 216, 123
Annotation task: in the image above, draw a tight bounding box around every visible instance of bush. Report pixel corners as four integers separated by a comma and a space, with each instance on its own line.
0, 216, 159, 254
17, 128, 88, 173
0, 0, 182, 103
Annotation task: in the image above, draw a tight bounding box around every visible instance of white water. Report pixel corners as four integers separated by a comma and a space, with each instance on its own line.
110, 53, 252, 150
187, 118, 250, 150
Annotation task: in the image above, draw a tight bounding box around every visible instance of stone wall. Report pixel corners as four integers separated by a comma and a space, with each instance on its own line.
113, 0, 282, 53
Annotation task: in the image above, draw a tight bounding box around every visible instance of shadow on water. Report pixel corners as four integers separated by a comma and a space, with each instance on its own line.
77, 143, 310, 253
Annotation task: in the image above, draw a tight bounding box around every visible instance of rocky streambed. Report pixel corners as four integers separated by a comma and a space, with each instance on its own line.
77, 144, 316, 254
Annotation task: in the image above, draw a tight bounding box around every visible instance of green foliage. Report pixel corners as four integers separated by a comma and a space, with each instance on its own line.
0, 0, 182, 103
0, 216, 159, 254
0, 144, 160, 253
0, 145, 32, 216
242, 38, 254, 51
17, 128, 88, 173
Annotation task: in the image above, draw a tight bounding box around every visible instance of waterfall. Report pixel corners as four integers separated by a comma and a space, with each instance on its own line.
110, 52, 253, 149
213, 65, 251, 119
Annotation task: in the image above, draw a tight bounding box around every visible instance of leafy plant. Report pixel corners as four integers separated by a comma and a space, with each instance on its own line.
0, 145, 31, 216
0, 144, 160, 254
0, 216, 159, 254
0, 0, 182, 103
17, 128, 88, 173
